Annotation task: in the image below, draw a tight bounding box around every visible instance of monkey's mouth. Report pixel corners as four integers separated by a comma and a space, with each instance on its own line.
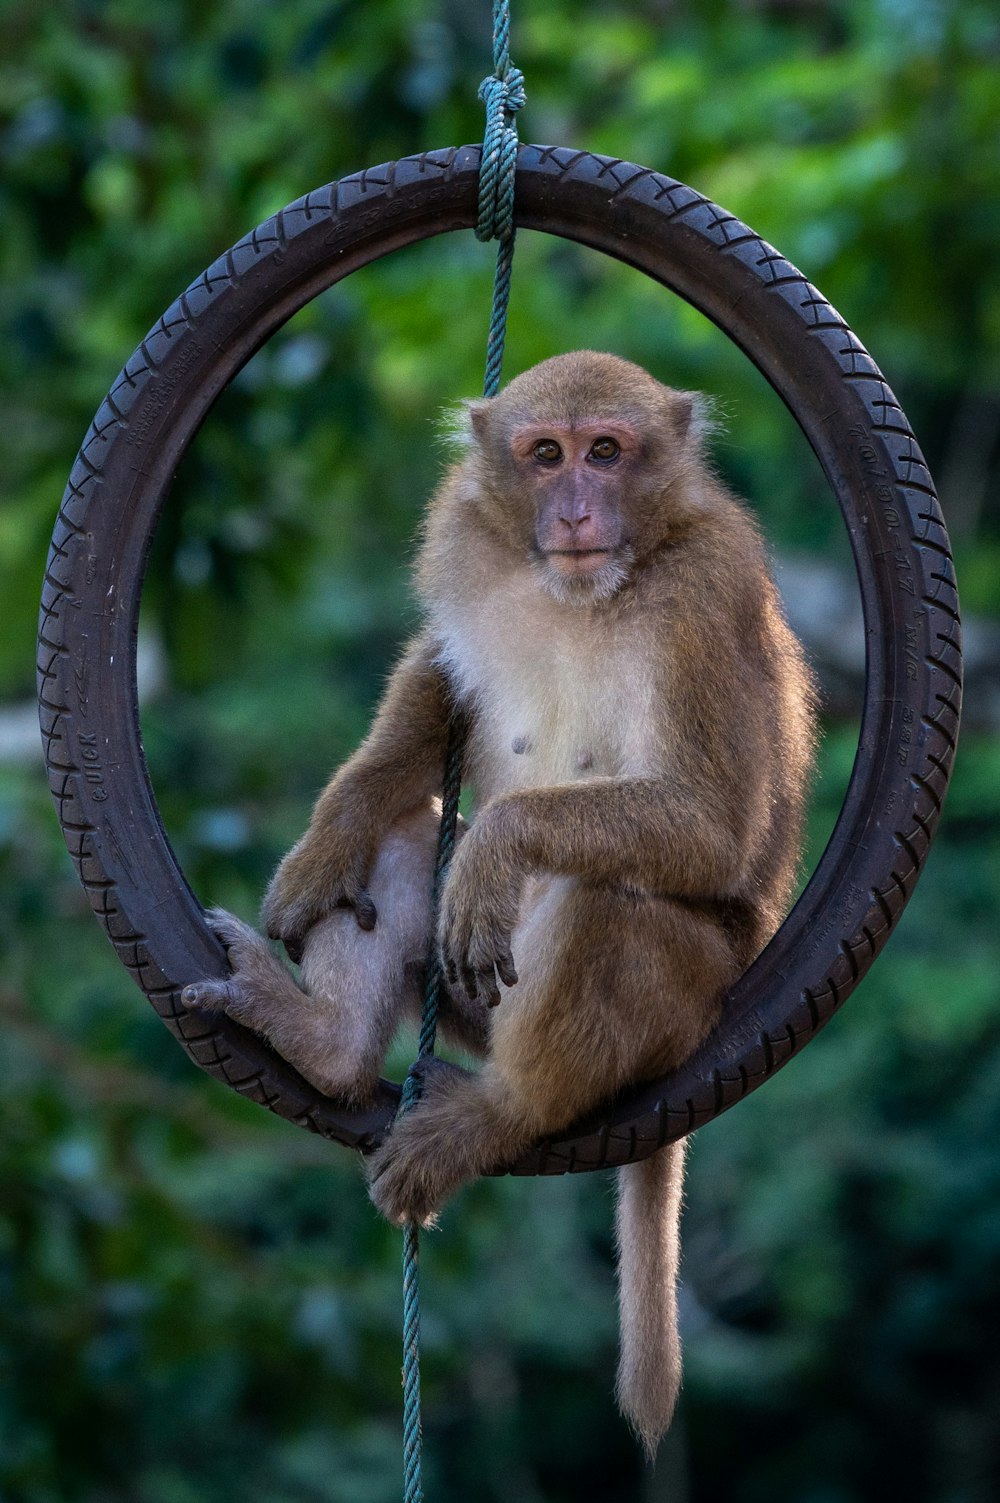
543, 548, 616, 576
536, 546, 633, 605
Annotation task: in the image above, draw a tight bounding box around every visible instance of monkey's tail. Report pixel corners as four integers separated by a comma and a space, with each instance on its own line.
614, 1139, 687, 1459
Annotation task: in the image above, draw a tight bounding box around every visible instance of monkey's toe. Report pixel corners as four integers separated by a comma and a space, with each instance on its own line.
404, 1056, 471, 1094
181, 980, 232, 1013
180, 975, 263, 1030
204, 906, 261, 955
366, 1137, 443, 1229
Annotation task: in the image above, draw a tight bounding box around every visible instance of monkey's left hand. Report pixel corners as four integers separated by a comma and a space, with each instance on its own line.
438, 814, 521, 1007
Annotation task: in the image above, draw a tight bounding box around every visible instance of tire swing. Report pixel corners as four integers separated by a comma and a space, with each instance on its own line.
39, 108, 964, 1197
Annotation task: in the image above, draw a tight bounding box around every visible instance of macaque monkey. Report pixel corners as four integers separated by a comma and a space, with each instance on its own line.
182, 351, 815, 1454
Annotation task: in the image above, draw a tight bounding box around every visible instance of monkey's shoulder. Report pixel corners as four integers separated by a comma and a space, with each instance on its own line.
651, 494, 792, 642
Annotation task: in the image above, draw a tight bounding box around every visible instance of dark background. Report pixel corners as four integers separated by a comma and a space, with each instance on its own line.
2, 2, 999, 1499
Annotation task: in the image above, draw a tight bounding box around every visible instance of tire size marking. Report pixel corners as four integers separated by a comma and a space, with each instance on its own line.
904, 622, 921, 682
799, 883, 864, 960
74, 664, 89, 717
850, 424, 917, 596
126, 339, 204, 448
896, 705, 915, 768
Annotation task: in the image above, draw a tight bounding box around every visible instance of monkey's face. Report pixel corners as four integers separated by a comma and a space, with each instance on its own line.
508, 419, 639, 603
464, 352, 699, 606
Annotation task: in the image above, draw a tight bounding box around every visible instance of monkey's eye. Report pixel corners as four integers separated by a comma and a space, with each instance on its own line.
532, 439, 562, 464
588, 437, 621, 464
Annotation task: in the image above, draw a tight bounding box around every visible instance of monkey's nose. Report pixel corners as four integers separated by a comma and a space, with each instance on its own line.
558, 508, 592, 531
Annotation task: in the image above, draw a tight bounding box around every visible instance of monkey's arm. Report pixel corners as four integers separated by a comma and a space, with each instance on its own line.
439, 772, 764, 1001
489, 776, 753, 891
263, 634, 453, 952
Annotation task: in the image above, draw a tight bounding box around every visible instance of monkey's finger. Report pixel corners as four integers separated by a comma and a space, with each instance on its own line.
478, 969, 502, 1008
263, 906, 306, 962
354, 890, 378, 931
496, 950, 518, 988
282, 935, 305, 966
460, 962, 479, 1002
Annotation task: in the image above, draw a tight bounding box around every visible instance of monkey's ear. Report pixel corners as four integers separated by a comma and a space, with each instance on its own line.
669, 391, 714, 447
670, 393, 695, 442
438, 399, 490, 452
467, 399, 492, 445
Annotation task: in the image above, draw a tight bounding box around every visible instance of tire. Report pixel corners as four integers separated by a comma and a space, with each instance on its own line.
38, 145, 961, 1172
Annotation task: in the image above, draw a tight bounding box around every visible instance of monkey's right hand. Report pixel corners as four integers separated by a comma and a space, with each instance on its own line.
438, 822, 521, 1008
261, 828, 378, 963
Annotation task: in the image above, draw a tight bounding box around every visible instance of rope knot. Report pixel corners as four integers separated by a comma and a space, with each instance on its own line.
477, 65, 525, 123
475, 61, 525, 248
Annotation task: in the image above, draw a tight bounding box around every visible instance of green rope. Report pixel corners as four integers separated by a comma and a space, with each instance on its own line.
474, 7, 525, 399
399, 717, 463, 1501
398, 5, 524, 1500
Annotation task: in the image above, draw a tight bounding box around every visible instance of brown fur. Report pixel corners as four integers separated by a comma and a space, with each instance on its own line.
616, 1144, 686, 1459
182, 352, 816, 1454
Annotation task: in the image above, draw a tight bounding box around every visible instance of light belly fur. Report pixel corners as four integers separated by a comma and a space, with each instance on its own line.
432, 579, 664, 803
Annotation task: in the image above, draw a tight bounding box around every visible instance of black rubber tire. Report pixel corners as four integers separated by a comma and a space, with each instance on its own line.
38, 145, 961, 1172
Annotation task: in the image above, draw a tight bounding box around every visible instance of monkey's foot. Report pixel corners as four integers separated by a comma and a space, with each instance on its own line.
403, 1054, 472, 1094
180, 909, 272, 1021
180, 909, 381, 1108
366, 1061, 474, 1227
367, 1133, 446, 1229
205, 905, 263, 958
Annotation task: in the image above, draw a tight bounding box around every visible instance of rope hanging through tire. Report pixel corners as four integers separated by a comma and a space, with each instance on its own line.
398, 17, 526, 1489
38, 144, 962, 1174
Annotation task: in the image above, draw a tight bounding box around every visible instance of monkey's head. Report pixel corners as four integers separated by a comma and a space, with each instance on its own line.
459, 351, 705, 605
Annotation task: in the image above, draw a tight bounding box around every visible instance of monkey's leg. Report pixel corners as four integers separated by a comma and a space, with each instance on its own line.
365, 1013, 600, 1229
293, 806, 448, 1098
365, 812, 492, 1062
369, 878, 734, 1227
367, 884, 602, 1225
182, 807, 450, 1104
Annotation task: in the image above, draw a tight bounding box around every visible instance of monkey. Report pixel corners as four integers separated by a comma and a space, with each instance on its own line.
181, 351, 816, 1455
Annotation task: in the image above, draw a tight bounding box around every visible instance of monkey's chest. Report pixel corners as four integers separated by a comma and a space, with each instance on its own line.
471, 683, 617, 796
440, 615, 658, 800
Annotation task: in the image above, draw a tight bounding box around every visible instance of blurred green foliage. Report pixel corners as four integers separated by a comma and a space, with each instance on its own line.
2, 1, 1000, 1499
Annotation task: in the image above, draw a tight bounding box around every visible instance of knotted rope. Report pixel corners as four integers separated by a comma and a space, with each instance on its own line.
398, 5, 524, 1500
474, 6, 525, 400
